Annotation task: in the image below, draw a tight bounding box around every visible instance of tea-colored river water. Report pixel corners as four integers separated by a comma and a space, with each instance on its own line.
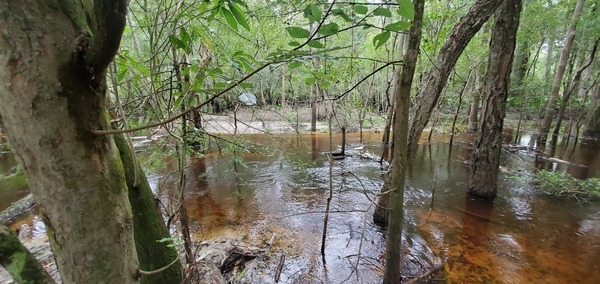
1, 131, 599, 283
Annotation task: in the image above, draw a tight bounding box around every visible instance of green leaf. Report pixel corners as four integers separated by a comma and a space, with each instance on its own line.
307, 40, 324, 48
222, 8, 238, 30
168, 36, 186, 50
117, 66, 127, 82
229, 3, 250, 31
288, 61, 303, 69
288, 41, 300, 46
303, 4, 322, 23
385, 21, 411, 31
305, 77, 317, 85
174, 96, 184, 109
239, 82, 254, 88
373, 7, 392, 17
188, 96, 197, 107
373, 31, 391, 49
332, 9, 352, 22
317, 22, 339, 36
286, 27, 311, 38
179, 28, 190, 51
354, 5, 368, 14
396, 0, 415, 20
318, 80, 330, 89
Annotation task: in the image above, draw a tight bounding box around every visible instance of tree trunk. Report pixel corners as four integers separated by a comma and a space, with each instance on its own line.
510, 38, 530, 95
0, 1, 140, 283
408, 0, 504, 161
537, 0, 586, 150
311, 84, 319, 132
468, 0, 521, 199
114, 134, 183, 284
583, 85, 600, 139
281, 65, 287, 108
552, 38, 599, 142
0, 225, 55, 284
381, 0, 425, 282
467, 59, 485, 133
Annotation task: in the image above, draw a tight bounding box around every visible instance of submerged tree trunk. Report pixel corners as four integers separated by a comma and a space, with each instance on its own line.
0, 1, 140, 283
407, 0, 503, 161
468, 0, 521, 199
537, 0, 586, 150
0, 225, 54, 284
114, 134, 183, 284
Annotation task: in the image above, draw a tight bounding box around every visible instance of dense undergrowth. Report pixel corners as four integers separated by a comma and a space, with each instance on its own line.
535, 170, 600, 201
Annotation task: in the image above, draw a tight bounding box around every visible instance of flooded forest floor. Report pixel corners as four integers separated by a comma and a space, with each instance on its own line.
1, 108, 600, 283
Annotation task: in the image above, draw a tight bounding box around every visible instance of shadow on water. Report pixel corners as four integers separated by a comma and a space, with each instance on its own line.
2, 130, 600, 283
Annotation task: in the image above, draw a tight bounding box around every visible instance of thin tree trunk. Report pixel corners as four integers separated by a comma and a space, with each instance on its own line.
408, 0, 504, 161
469, 0, 522, 198
467, 61, 484, 133
0, 1, 140, 282
281, 65, 287, 109
311, 84, 319, 132
450, 71, 471, 148
381, 0, 425, 282
583, 85, 600, 139
552, 38, 599, 141
537, 0, 586, 150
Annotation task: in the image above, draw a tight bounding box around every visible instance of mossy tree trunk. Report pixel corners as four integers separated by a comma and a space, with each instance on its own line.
0, 1, 140, 283
407, 0, 503, 161
468, 0, 521, 198
0, 225, 54, 284
113, 134, 183, 284
382, 0, 425, 282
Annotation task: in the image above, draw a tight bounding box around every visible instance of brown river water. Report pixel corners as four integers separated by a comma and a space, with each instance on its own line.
1, 130, 599, 283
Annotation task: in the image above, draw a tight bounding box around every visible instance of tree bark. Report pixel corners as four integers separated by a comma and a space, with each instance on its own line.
552, 38, 599, 141
583, 85, 600, 139
407, 0, 504, 161
0, 225, 55, 284
467, 61, 484, 133
0, 1, 139, 283
468, 0, 522, 198
382, 0, 425, 282
114, 134, 183, 284
537, 0, 586, 150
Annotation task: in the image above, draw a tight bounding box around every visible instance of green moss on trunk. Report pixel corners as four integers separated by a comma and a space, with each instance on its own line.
114, 134, 183, 284
0, 225, 54, 284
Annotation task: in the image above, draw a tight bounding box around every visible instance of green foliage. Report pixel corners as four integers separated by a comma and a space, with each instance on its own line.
396, 0, 415, 20
535, 170, 600, 201
286, 27, 311, 38
373, 31, 391, 49
0, 165, 27, 188
157, 236, 183, 248
303, 4, 322, 23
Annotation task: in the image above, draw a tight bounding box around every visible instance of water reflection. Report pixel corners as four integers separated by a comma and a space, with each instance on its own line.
1, 130, 600, 283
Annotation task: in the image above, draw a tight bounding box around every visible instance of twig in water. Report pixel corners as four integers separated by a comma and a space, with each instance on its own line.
274, 253, 286, 283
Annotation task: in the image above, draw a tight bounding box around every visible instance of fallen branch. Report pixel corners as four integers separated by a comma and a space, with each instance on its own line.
274, 252, 286, 283
402, 264, 444, 284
